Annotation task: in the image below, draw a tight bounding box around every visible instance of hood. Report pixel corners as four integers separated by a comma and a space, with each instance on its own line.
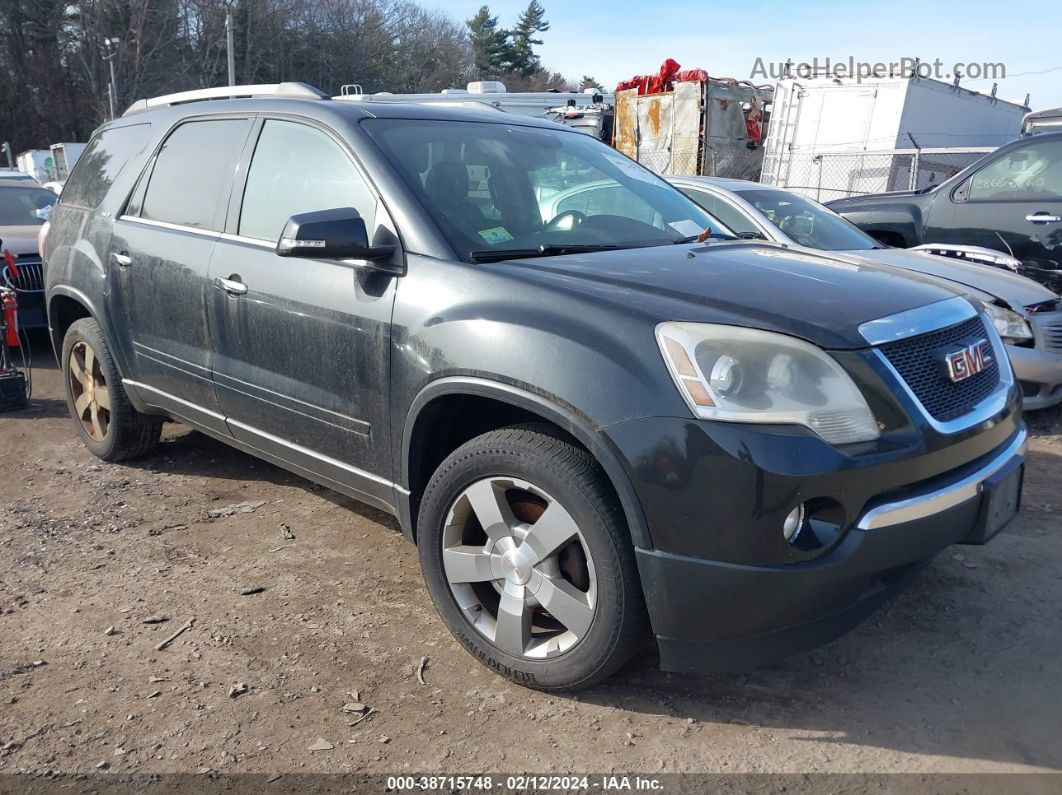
840, 247, 1056, 311
826, 189, 923, 209
0, 225, 43, 257
502, 241, 962, 349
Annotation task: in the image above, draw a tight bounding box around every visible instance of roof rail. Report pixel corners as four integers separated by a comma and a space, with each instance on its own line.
122, 82, 328, 117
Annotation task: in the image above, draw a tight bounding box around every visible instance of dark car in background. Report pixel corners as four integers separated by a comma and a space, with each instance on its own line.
43, 83, 1026, 690
828, 132, 1062, 294
0, 181, 56, 330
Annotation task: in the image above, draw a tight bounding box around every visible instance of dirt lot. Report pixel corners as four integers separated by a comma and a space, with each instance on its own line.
2, 333, 1062, 781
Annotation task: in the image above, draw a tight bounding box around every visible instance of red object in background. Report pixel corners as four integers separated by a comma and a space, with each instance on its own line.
745, 97, 764, 144
2, 289, 18, 348
616, 60, 712, 96
2, 249, 18, 283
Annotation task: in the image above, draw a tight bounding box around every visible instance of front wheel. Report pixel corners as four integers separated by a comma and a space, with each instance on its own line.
417, 424, 648, 690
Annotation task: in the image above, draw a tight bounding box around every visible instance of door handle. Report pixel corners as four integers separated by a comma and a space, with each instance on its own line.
111, 252, 132, 268
1026, 212, 1061, 224
215, 276, 248, 296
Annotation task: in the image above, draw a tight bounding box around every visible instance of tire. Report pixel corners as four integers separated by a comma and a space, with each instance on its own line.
61, 317, 162, 462
417, 423, 648, 691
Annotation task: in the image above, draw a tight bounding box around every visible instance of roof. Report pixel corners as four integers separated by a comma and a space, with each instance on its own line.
665, 175, 766, 191
118, 82, 568, 131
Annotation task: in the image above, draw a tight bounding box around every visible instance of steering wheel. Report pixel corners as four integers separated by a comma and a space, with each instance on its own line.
545, 209, 587, 231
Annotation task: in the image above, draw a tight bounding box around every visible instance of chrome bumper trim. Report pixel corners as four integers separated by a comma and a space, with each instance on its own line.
857, 428, 1027, 530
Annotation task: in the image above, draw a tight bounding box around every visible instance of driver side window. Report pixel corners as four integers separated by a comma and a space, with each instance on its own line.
967, 141, 1062, 202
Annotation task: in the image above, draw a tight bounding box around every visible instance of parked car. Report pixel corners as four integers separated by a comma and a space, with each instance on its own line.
1, 181, 56, 330
825, 132, 1062, 294
45, 83, 1026, 690
0, 168, 40, 184
669, 176, 1062, 411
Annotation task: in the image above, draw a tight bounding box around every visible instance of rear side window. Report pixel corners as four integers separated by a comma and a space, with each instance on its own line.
238, 119, 377, 242
140, 119, 250, 230
60, 123, 150, 209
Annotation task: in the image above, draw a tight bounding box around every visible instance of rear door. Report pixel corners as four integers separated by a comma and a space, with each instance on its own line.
931, 138, 1062, 292
206, 117, 398, 508
110, 116, 254, 434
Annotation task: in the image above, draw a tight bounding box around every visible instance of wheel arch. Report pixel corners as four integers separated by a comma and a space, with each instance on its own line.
399, 376, 652, 550
47, 286, 102, 364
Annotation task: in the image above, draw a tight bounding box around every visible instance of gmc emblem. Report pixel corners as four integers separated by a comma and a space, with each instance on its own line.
942, 339, 994, 383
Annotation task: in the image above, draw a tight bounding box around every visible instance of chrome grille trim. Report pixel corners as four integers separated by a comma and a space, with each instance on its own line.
1, 258, 44, 292
858, 296, 977, 346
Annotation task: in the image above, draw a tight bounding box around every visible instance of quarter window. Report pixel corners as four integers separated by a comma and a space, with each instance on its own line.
140, 119, 250, 230
238, 120, 376, 242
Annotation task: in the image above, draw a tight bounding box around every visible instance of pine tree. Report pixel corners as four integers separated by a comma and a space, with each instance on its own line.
466, 6, 509, 80
505, 1, 549, 77
579, 75, 599, 91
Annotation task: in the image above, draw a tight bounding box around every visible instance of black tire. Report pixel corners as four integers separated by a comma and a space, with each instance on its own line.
417, 423, 648, 691
61, 317, 162, 462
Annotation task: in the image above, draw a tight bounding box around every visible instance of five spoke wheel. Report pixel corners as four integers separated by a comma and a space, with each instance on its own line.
68, 340, 111, 442
442, 477, 597, 659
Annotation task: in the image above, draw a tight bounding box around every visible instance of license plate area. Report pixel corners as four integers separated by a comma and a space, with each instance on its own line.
961, 458, 1024, 545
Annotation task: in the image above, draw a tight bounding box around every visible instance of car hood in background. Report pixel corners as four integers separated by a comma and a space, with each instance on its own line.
841, 247, 1056, 311
503, 241, 962, 350
0, 224, 43, 257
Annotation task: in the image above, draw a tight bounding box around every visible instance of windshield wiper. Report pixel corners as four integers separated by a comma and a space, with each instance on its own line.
672, 232, 739, 243
469, 243, 620, 263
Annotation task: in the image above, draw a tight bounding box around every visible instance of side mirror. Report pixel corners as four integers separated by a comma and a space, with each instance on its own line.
276, 207, 397, 265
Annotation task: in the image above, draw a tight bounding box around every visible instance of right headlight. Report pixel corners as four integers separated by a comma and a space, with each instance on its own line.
980, 301, 1032, 343
656, 322, 880, 445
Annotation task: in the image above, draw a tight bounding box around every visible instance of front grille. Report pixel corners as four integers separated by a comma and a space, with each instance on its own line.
1042, 319, 1062, 355
1, 257, 44, 292
880, 315, 1000, 422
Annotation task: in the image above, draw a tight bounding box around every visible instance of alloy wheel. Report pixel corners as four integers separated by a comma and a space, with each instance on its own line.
68, 341, 111, 442
441, 477, 598, 659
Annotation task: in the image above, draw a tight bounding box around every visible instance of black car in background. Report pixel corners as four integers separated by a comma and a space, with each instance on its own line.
42, 84, 1026, 690
828, 132, 1062, 294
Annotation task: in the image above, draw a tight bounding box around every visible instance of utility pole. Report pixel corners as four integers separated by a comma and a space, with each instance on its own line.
226, 12, 236, 87
101, 38, 120, 119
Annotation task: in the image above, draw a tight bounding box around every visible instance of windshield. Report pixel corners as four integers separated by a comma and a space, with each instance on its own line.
362, 119, 732, 261
0, 186, 57, 226
734, 188, 880, 251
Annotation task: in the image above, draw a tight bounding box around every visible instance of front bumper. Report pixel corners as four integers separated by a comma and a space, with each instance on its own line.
1008, 337, 1062, 411
605, 412, 1026, 673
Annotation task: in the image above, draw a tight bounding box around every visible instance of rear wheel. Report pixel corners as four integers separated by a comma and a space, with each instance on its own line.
62, 318, 162, 462
417, 424, 647, 690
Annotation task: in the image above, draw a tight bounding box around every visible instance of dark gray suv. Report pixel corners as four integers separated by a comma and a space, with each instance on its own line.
43, 83, 1026, 690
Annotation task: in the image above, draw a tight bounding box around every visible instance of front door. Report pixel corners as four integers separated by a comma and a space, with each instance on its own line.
207, 118, 398, 508
110, 116, 254, 433
929, 137, 1062, 293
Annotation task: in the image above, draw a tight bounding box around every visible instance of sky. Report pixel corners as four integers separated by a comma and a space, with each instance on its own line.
441, 0, 1062, 110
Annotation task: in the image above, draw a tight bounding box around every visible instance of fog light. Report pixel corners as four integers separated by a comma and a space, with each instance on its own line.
783, 504, 806, 543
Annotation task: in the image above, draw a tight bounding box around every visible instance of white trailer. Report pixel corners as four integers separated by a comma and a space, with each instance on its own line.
49, 142, 87, 180
334, 81, 613, 128
762, 75, 1029, 198
16, 149, 53, 182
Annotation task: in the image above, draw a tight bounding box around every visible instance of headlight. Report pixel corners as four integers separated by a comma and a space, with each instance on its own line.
981, 301, 1032, 342
656, 322, 880, 445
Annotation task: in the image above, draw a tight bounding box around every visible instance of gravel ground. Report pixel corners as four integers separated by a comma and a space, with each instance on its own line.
1, 334, 1061, 781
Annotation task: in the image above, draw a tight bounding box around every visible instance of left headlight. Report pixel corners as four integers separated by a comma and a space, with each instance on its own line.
656, 322, 880, 445
981, 301, 1032, 343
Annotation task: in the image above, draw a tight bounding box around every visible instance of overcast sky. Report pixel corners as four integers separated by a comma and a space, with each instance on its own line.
442, 0, 1061, 110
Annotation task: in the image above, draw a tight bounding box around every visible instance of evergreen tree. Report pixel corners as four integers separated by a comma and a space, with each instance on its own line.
579, 75, 599, 91
466, 6, 509, 79
505, 1, 549, 77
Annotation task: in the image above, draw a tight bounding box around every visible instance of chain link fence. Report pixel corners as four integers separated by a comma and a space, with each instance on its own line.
766, 148, 994, 202
629, 142, 768, 182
